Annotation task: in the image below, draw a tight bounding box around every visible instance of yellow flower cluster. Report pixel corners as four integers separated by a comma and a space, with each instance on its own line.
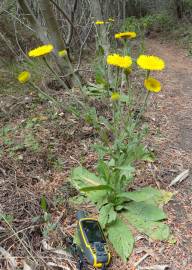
58, 49, 67, 57
144, 77, 161, 92
115, 32, 137, 39
137, 55, 165, 71
95, 21, 105, 25
108, 18, 115, 22
111, 92, 120, 101
28, 44, 54, 57
107, 54, 132, 69
18, 71, 31, 84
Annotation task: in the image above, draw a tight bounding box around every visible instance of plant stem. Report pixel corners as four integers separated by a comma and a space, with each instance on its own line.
43, 57, 70, 91
136, 91, 150, 124
29, 81, 61, 107
146, 70, 150, 78
115, 67, 120, 91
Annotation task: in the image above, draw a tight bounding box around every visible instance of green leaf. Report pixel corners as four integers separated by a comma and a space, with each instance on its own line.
71, 167, 103, 188
141, 150, 155, 162
107, 218, 134, 262
140, 188, 173, 206
124, 212, 170, 241
97, 160, 110, 183
117, 187, 172, 204
71, 167, 107, 203
0, 214, 13, 223
69, 195, 88, 205
80, 185, 113, 192
118, 165, 135, 182
99, 203, 117, 228
84, 83, 106, 97
40, 195, 47, 212
125, 201, 167, 221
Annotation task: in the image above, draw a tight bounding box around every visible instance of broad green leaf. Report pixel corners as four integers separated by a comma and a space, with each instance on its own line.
99, 203, 117, 228
97, 160, 110, 183
125, 201, 167, 221
71, 167, 103, 188
124, 212, 170, 241
141, 188, 173, 206
117, 187, 173, 205
117, 188, 155, 202
107, 218, 134, 262
80, 185, 113, 192
71, 167, 107, 203
118, 165, 135, 182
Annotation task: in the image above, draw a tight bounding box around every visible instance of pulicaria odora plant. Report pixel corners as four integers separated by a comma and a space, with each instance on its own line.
71, 29, 172, 263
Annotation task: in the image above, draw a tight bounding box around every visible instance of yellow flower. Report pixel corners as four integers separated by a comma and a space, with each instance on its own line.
107, 54, 132, 69
108, 18, 115, 22
28, 44, 54, 57
18, 71, 31, 84
58, 49, 67, 57
111, 92, 120, 101
115, 32, 137, 39
144, 77, 161, 92
95, 21, 105, 25
137, 55, 165, 71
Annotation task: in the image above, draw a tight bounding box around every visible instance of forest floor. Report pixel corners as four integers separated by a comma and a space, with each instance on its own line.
0, 38, 192, 270
117, 38, 192, 270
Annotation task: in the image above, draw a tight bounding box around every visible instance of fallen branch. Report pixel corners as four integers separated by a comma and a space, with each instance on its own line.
168, 169, 189, 187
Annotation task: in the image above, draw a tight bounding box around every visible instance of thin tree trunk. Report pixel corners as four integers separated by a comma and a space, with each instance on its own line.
89, 0, 113, 84
17, 0, 48, 43
38, 0, 82, 88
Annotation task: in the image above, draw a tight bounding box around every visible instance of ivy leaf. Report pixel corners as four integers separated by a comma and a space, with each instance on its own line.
107, 218, 134, 262
125, 201, 167, 221
124, 212, 170, 241
99, 203, 117, 229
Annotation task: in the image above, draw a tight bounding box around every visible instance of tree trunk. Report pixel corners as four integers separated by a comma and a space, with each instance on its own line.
17, 0, 48, 43
37, 0, 82, 88
89, 0, 112, 84
174, 0, 183, 19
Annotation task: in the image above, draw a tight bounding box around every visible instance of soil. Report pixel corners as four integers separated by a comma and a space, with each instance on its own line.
0, 38, 192, 270
146, 38, 192, 270
124, 38, 192, 270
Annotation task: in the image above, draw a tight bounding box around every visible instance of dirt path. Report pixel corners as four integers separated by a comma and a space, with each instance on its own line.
145, 39, 192, 270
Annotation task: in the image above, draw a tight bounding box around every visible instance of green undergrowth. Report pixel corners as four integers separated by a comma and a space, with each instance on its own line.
123, 13, 192, 54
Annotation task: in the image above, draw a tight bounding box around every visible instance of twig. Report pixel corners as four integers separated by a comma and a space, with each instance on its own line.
134, 253, 151, 269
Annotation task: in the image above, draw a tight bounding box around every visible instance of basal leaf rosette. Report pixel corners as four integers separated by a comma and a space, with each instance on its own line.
28, 44, 54, 57
107, 54, 132, 69
137, 55, 165, 71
